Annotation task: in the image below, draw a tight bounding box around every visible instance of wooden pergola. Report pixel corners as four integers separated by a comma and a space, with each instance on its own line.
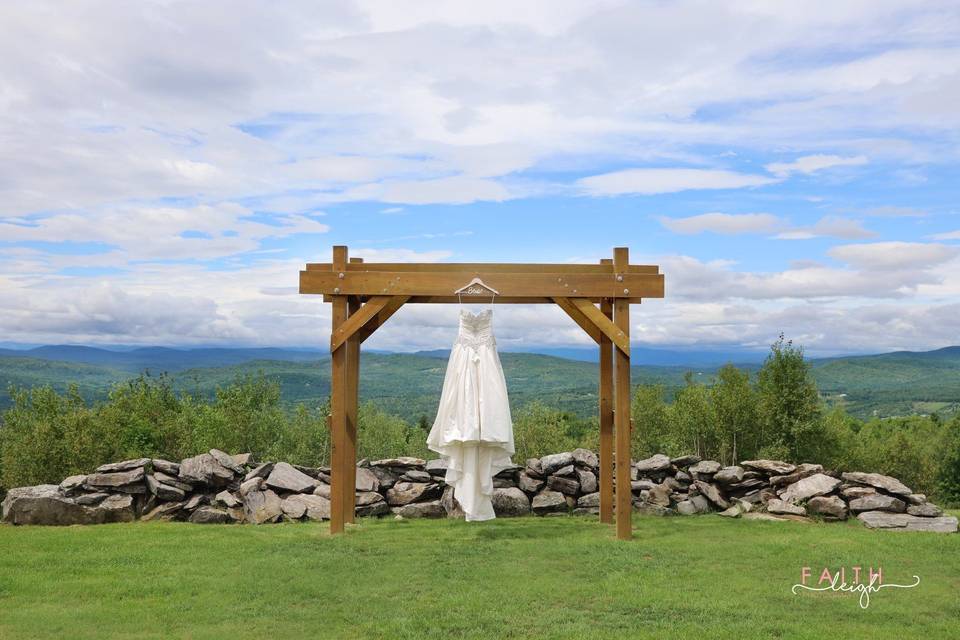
299, 246, 664, 540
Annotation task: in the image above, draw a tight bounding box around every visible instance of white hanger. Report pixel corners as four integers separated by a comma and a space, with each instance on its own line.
454, 277, 500, 296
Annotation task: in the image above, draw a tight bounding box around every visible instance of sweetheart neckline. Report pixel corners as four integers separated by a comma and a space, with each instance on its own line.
459, 308, 493, 319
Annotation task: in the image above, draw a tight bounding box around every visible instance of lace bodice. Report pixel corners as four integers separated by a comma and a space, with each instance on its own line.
455, 309, 496, 349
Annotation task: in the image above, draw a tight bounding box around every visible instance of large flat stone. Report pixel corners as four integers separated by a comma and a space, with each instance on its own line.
907, 503, 943, 517
392, 500, 446, 518
539, 452, 574, 475
519, 472, 545, 493
713, 466, 744, 485
857, 511, 958, 533
546, 475, 579, 495
689, 460, 721, 475
766, 498, 806, 516
779, 473, 841, 504
370, 457, 425, 468
355, 467, 380, 493
265, 462, 319, 493
577, 492, 600, 508
95, 458, 151, 473
531, 490, 567, 515
492, 487, 530, 516
59, 475, 87, 495
2, 486, 134, 525
635, 454, 671, 473
572, 448, 599, 469
577, 469, 597, 494
145, 474, 186, 502
243, 489, 284, 524
84, 467, 146, 493
385, 481, 440, 506
741, 460, 797, 475
807, 495, 848, 520
841, 472, 912, 496
189, 506, 234, 524
209, 449, 244, 474
849, 494, 906, 513
179, 453, 234, 486
151, 459, 180, 475
769, 463, 823, 487
693, 480, 729, 509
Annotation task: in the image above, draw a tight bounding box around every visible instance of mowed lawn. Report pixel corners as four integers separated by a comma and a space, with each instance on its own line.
1, 513, 959, 640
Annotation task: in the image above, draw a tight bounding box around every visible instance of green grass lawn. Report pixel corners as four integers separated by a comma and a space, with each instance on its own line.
1, 513, 958, 639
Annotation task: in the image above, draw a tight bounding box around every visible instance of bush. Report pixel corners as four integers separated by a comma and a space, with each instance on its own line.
512, 401, 576, 462
0, 375, 430, 489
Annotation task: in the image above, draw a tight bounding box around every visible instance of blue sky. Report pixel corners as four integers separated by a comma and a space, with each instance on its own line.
1, 1, 959, 355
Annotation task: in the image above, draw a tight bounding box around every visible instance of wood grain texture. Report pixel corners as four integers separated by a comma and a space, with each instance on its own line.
330, 295, 392, 352
553, 296, 602, 344
599, 294, 614, 525
358, 295, 409, 343
301, 270, 663, 299
307, 262, 660, 274
329, 246, 348, 535
569, 298, 630, 355
613, 247, 632, 541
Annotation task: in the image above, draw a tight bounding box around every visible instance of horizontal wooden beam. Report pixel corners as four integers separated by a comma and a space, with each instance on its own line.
301, 271, 663, 299
553, 296, 602, 344
306, 262, 659, 275
569, 298, 630, 356
323, 295, 648, 304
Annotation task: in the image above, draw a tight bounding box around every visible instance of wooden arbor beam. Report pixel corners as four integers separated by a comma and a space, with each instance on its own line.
300, 245, 662, 541
301, 270, 663, 299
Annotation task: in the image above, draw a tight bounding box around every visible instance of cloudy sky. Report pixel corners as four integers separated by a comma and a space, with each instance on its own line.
2, 1, 959, 355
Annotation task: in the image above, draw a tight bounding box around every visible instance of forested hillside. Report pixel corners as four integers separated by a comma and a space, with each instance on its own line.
0, 345, 958, 420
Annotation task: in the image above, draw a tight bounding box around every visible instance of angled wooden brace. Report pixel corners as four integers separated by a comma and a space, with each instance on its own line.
358, 295, 409, 343
569, 298, 630, 356
553, 296, 602, 344
330, 295, 394, 352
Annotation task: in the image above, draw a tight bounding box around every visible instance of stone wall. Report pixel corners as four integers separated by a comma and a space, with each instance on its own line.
2, 449, 956, 533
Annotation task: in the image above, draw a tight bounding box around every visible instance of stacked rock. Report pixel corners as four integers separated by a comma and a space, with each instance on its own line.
2, 450, 956, 533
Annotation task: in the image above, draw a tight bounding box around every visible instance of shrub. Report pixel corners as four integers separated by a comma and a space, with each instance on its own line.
512, 401, 576, 462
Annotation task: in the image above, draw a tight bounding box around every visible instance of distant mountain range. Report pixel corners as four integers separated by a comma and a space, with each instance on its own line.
0, 344, 957, 421
0, 342, 783, 370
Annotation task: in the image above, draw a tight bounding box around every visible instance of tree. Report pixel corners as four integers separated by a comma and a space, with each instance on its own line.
937, 415, 960, 507
711, 364, 757, 464
512, 401, 576, 462
670, 373, 716, 458
630, 384, 672, 457
756, 334, 822, 461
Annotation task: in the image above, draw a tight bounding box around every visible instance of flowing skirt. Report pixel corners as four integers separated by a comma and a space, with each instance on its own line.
426, 341, 515, 521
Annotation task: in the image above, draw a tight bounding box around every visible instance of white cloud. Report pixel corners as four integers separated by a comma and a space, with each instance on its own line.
764, 155, 868, 177
1, 2, 960, 352
0, 203, 329, 262
930, 229, 960, 240
577, 169, 777, 196
828, 241, 960, 270
773, 216, 876, 240
863, 205, 928, 217
659, 212, 781, 235
379, 176, 512, 205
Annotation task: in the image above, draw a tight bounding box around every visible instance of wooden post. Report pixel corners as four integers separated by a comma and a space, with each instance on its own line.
329, 246, 349, 534
613, 247, 632, 540
598, 297, 615, 524
344, 258, 363, 524
598, 260, 614, 525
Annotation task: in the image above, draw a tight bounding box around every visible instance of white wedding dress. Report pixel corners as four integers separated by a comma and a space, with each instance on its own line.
426, 307, 515, 521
